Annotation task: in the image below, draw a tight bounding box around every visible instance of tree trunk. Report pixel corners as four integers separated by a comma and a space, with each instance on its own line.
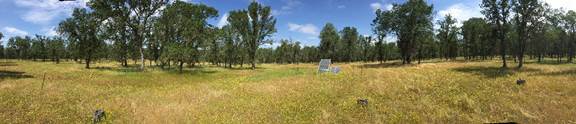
251, 54, 256, 70
85, 58, 90, 69
123, 59, 128, 67
500, 39, 507, 68
179, 61, 184, 73
538, 54, 543, 63
518, 55, 524, 68
140, 47, 145, 70
240, 57, 244, 68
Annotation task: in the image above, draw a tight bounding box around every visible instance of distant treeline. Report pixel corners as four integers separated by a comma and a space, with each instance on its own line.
0, 0, 574, 71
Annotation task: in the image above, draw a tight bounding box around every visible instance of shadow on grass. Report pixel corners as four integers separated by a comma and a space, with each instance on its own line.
0, 62, 18, 66
92, 66, 220, 76
92, 66, 142, 72
0, 70, 34, 80
224, 66, 266, 70
356, 62, 415, 68
452, 66, 542, 78
524, 60, 574, 65
164, 68, 218, 75
533, 69, 576, 76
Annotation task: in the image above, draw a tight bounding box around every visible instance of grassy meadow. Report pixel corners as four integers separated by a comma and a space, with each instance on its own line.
0, 59, 575, 123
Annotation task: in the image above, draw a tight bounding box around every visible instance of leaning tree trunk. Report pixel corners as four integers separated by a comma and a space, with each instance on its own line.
517, 36, 526, 69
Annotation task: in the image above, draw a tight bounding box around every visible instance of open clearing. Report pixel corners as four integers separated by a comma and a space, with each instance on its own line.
0, 60, 575, 123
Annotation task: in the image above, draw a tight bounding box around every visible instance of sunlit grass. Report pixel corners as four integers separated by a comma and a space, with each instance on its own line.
0, 59, 575, 123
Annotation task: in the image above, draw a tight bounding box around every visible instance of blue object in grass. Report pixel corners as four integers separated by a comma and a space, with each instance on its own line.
331, 67, 340, 74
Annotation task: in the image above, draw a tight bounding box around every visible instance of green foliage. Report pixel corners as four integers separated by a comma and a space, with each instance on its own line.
563, 10, 576, 62
6, 36, 31, 59
462, 18, 493, 60
512, 0, 544, 68
274, 39, 302, 64
155, 1, 218, 72
46, 37, 66, 64
300, 46, 319, 63
375, 0, 434, 64
319, 23, 339, 60
482, 0, 512, 68
1, 0, 575, 69
29, 35, 48, 61
358, 35, 372, 62
437, 15, 459, 60
58, 8, 105, 69
340, 27, 359, 62
89, 0, 168, 70
89, 0, 133, 66
227, 1, 277, 70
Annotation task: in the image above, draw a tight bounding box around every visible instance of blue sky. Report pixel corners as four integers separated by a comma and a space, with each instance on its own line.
1, 0, 575, 47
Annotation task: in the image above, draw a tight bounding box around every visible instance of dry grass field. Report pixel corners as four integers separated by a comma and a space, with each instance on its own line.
0, 59, 575, 123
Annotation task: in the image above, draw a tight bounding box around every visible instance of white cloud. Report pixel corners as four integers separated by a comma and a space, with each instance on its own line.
437, 3, 483, 26
282, 0, 302, 10
337, 5, 346, 9
217, 13, 229, 28
307, 36, 318, 40
2, 27, 29, 37
370, 3, 382, 11
385, 4, 393, 11
14, 0, 88, 24
271, 10, 280, 16
42, 27, 58, 37
371, 1, 392, 12
384, 35, 397, 43
288, 23, 318, 36
543, 0, 576, 11
273, 0, 302, 15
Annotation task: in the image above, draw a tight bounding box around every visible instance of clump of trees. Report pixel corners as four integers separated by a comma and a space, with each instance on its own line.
373, 0, 434, 64
1, 0, 576, 71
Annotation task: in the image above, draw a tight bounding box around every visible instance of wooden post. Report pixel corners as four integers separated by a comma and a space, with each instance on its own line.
41, 72, 46, 89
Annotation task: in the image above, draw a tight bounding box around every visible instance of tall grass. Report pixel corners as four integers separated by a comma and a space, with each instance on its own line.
0, 60, 575, 123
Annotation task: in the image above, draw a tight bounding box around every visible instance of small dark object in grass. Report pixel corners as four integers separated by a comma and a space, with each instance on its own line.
93, 109, 106, 123
516, 79, 526, 85
357, 99, 368, 106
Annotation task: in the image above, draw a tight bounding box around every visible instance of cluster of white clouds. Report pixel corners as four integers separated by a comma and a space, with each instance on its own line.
370, 1, 392, 12
15, 0, 88, 25
272, 0, 302, 16
288, 23, 319, 36
2, 27, 29, 37
543, 0, 576, 11
0, 0, 86, 39
435, 0, 576, 27
437, 3, 483, 27
42, 27, 59, 37
216, 13, 229, 28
